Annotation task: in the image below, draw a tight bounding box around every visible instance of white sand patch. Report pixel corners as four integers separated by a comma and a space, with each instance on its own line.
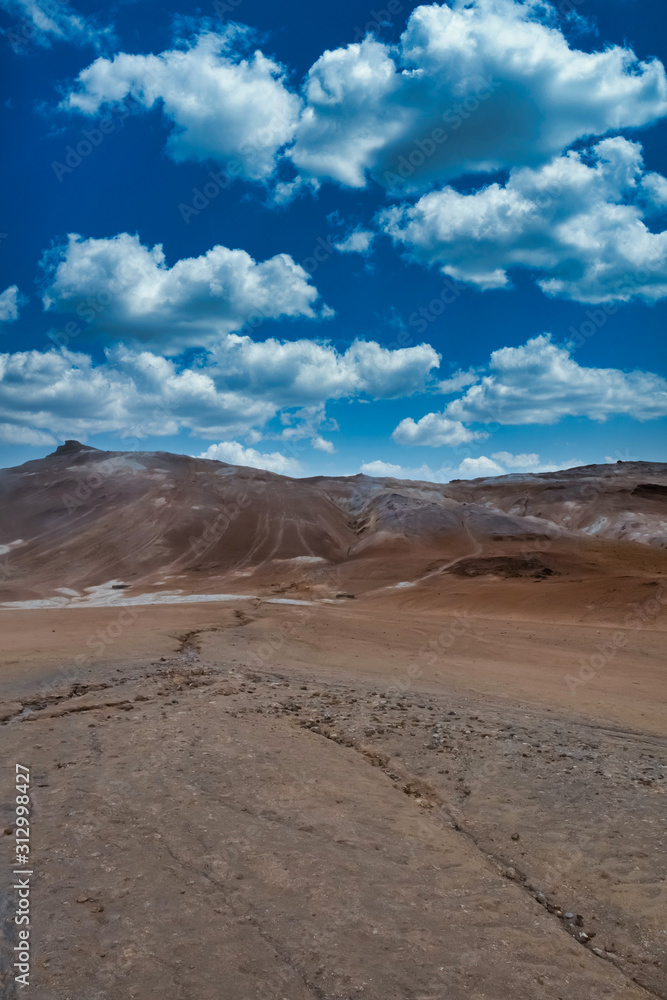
0, 591, 258, 610
153, 498, 167, 506
0, 539, 24, 556
584, 516, 609, 536
266, 598, 313, 605
274, 556, 327, 564
0, 576, 315, 611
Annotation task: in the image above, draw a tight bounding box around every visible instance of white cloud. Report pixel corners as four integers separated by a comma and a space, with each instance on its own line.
0, 328, 440, 445
61, 3, 667, 195
360, 459, 444, 480
437, 369, 479, 394
311, 436, 335, 453
491, 451, 540, 469
456, 455, 505, 478
360, 452, 581, 482
380, 138, 667, 303
275, 404, 333, 444
334, 228, 375, 255
392, 412, 487, 447
389, 335, 667, 454
63, 30, 300, 181
453, 453, 582, 478
0, 423, 57, 446
207, 334, 440, 404
291, 37, 405, 188
360, 460, 401, 476
290, 0, 667, 192
1, 0, 112, 49
0, 348, 275, 442
198, 441, 300, 475
41, 233, 329, 353
444, 335, 667, 424
0, 285, 23, 324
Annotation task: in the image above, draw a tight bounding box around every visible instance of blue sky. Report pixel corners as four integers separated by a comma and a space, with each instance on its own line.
0, 0, 665, 480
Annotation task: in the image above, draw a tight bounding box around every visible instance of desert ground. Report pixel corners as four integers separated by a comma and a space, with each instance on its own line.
0, 445, 666, 999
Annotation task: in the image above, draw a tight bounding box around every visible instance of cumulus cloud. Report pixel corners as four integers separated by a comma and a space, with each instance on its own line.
198, 441, 300, 475
334, 228, 376, 255
207, 334, 440, 404
290, 37, 406, 189
392, 412, 487, 447
61, 2, 667, 195
390, 336, 667, 450
0, 348, 276, 442
0, 423, 57, 446
360, 452, 580, 482
0, 330, 440, 445
0, 285, 23, 324
454, 454, 582, 477
456, 455, 505, 478
437, 369, 479, 394
41, 233, 329, 353
445, 335, 667, 424
491, 451, 540, 469
1, 0, 112, 49
380, 137, 667, 302
360, 459, 436, 479
290, 0, 667, 192
311, 436, 335, 453
62, 30, 300, 181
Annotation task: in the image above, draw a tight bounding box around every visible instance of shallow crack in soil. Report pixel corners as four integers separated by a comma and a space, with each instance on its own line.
289, 711, 666, 1000
0, 662, 221, 725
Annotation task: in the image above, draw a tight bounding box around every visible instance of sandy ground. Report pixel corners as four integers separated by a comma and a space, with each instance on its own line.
0, 596, 665, 999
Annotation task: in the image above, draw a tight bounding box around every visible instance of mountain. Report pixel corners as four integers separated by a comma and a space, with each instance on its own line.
0, 441, 665, 619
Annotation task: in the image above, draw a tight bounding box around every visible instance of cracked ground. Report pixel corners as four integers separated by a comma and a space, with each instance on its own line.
0, 599, 665, 1000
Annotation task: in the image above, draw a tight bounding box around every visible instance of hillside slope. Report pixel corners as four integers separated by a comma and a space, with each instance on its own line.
0, 442, 665, 617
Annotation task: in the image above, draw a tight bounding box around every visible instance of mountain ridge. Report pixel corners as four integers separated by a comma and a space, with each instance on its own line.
1, 443, 665, 615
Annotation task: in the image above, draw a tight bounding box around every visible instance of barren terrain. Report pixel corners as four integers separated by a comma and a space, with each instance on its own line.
0, 446, 666, 999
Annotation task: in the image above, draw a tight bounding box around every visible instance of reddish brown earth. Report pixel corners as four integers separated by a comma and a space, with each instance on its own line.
0, 444, 665, 999
0, 440, 665, 606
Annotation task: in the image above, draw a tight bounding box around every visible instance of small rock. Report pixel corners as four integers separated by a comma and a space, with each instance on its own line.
575, 914, 584, 927
577, 932, 590, 943
564, 912, 575, 920
511, 833, 520, 841
76, 894, 90, 903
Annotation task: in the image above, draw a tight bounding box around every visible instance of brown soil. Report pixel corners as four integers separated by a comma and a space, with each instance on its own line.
0, 594, 665, 1000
